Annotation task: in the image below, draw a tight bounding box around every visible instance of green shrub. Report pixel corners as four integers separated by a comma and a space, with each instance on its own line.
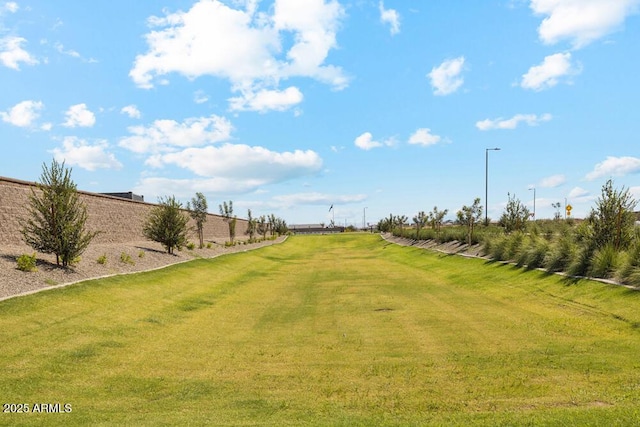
422, 229, 437, 241
566, 243, 595, 278
17, 253, 37, 272
515, 236, 532, 267
625, 268, 640, 287
120, 252, 135, 265
206, 242, 212, 249
504, 233, 525, 262
142, 195, 189, 254
481, 237, 493, 257
97, 254, 107, 265
523, 238, 550, 270
544, 236, 575, 273
138, 250, 145, 258
21, 159, 99, 267
186, 242, 196, 250
589, 244, 620, 279
438, 227, 466, 244
489, 236, 510, 261
616, 242, 640, 285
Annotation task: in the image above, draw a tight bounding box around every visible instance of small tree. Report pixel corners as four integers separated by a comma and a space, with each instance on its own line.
588, 179, 637, 250
267, 214, 275, 236
246, 209, 257, 241
395, 215, 408, 236
377, 214, 394, 233
499, 193, 530, 233
456, 197, 483, 246
413, 211, 428, 239
187, 192, 208, 249
428, 206, 448, 235
271, 216, 288, 235
257, 215, 268, 239
21, 159, 99, 267
552, 202, 562, 221
143, 196, 189, 254
219, 200, 236, 244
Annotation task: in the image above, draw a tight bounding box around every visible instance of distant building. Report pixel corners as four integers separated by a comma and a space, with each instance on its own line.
101, 192, 144, 202
290, 224, 344, 234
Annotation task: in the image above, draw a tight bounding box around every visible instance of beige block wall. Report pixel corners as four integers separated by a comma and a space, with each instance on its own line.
0, 176, 248, 246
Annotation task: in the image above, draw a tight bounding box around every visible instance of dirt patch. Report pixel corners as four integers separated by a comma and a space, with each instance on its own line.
0, 237, 286, 302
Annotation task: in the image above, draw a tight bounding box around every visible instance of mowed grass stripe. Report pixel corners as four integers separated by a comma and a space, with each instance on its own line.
1, 234, 640, 426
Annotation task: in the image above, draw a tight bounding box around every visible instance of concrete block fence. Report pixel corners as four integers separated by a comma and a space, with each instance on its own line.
0, 176, 248, 246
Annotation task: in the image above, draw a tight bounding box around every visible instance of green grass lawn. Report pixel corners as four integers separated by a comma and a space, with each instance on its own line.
2, 234, 640, 426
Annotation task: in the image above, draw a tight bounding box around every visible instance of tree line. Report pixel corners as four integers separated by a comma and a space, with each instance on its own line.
383, 181, 639, 286
19, 160, 288, 266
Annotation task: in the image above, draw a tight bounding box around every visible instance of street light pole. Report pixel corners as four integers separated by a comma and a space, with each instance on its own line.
485, 147, 501, 225
363, 207, 368, 229
529, 187, 536, 220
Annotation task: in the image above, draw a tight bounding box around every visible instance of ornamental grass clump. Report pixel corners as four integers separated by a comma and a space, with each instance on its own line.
589, 244, 621, 279
544, 235, 576, 273
16, 253, 37, 272
616, 241, 640, 286
523, 238, 550, 270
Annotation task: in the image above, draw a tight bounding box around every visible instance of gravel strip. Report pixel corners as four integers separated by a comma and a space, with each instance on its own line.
0, 236, 286, 301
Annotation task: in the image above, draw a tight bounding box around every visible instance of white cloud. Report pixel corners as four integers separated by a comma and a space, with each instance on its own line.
408, 128, 442, 146
530, 0, 640, 49
53, 42, 80, 58
119, 114, 233, 154
585, 156, 640, 181
129, 0, 347, 111
428, 56, 465, 96
521, 52, 580, 91
4, 2, 18, 13
0, 36, 39, 70
51, 137, 122, 171
568, 187, 589, 198
354, 132, 381, 150
539, 174, 566, 188
136, 143, 323, 197
228, 86, 303, 112
630, 186, 640, 201
133, 177, 264, 199
567, 187, 594, 207
273, 192, 367, 207
194, 90, 209, 104
63, 103, 96, 128
121, 105, 141, 119
0, 100, 43, 127
379, 1, 400, 35
354, 132, 396, 151
476, 113, 552, 130
272, 0, 347, 86
156, 143, 322, 180
41, 122, 52, 131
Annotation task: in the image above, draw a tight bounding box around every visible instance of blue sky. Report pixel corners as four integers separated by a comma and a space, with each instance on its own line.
1, 0, 639, 226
